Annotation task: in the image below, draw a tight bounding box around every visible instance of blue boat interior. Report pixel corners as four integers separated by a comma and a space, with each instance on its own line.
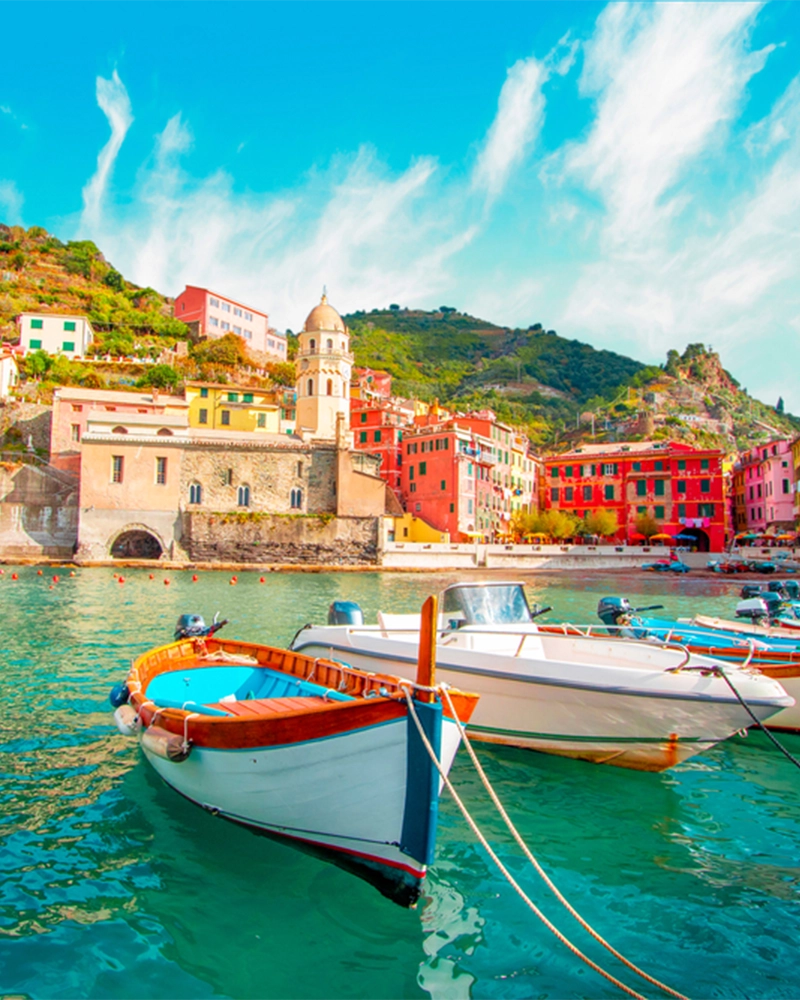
146, 665, 353, 715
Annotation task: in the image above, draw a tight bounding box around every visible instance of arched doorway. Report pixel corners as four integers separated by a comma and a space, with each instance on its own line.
110, 529, 163, 559
678, 527, 709, 552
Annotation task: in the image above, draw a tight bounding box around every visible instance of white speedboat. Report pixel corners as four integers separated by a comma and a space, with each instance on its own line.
291, 583, 793, 772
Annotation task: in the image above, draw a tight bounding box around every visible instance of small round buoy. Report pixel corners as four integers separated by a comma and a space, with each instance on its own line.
70, 571, 76, 577
52, 575, 59, 583
192, 574, 198, 582
118, 576, 125, 584
259, 576, 265, 583
164, 579, 171, 586
229, 578, 237, 586
37, 569, 43, 576
49, 585, 54, 590
11, 572, 18, 580
149, 573, 154, 580
0, 569, 4, 575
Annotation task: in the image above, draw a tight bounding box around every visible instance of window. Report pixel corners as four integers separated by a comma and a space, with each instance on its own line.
374, 430, 381, 443
700, 479, 710, 493
63, 321, 76, 332
224, 468, 233, 486
326, 379, 333, 396
636, 480, 646, 496
654, 460, 663, 471
360, 430, 367, 443
419, 461, 427, 475
244, 330, 252, 340
699, 503, 715, 517
450, 503, 455, 513
157, 428, 173, 437
189, 482, 202, 504
237, 484, 250, 507
327, 338, 333, 351
200, 387, 209, 398
603, 463, 618, 475
654, 479, 665, 497
221, 321, 230, 331
701, 458, 710, 470
677, 480, 687, 494
583, 485, 592, 501
290, 488, 303, 509
632, 461, 641, 471
783, 479, 790, 494
30, 319, 43, 329
61, 341, 76, 352
654, 506, 665, 520
565, 486, 574, 501
209, 297, 219, 307
307, 378, 313, 396
565, 465, 573, 478
604, 484, 614, 500
551, 487, 560, 502
243, 393, 254, 403
71, 404, 83, 412
444, 438, 449, 450
227, 392, 239, 403
244, 311, 253, 321
551, 467, 559, 478
30, 339, 42, 349
441, 480, 446, 490
257, 412, 266, 428
297, 461, 303, 478
199, 408, 208, 424
410, 482, 416, 493
233, 307, 242, 317
637, 505, 646, 514
677, 503, 686, 518
468, 499, 473, 514
156, 457, 167, 485
209, 317, 219, 327
221, 302, 230, 313
71, 424, 80, 442
360, 412, 367, 423
409, 466, 414, 480
221, 410, 230, 426
111, 455, 124, 483
677, 459, 686, 470
309, 339, 316, 351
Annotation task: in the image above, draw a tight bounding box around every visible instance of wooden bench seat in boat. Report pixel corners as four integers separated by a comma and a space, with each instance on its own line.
207, 696, 333, 717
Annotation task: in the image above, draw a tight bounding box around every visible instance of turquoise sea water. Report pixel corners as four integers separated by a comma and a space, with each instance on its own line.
2, 567, 800, 999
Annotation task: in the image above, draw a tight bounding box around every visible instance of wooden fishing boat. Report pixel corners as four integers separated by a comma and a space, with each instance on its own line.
110, 599, 478, 906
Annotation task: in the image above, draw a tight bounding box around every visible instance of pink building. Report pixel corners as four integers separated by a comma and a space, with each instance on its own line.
173, 286, 286, 360
739, 439, 795, 533
50, 386, 188, 475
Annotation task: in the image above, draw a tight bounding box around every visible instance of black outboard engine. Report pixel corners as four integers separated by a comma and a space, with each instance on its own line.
784, 580, 800, 601
328, 601, 364, 626
741, 583, 764, 600
174, 613, 228, 641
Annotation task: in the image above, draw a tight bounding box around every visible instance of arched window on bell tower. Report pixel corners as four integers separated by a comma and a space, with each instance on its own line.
307, 378, 313, 396
309, 338, 316, 351
326, 378, 333, 396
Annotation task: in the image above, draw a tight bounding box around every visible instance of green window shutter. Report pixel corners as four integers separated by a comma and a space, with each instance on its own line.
62, 341, 75, 352
243, 393, 254, 403
604, 484, 614, 500
654, 479, 665, 496
30, 319, 43, 329
228, 392, 239, 402
420, 461, 427, 475
632, 461, 641, 471
565, 465, 573, 477
30, 339, 42, 349
613, 463, 619, 475
655, 506, 665, 519
700, 479, 710, 493
200, 387, 209, 398
677, 459, 686, 470
677, 503, 686, 518
360, 412, 367, 423
701, 458, 710, 470
63, 321, 76, 332
636, 480, 646, 496
374, 430, 381, 443
409, 466, 414, 480
360, 431, 367, 443
441, 480, 446, 490
551, 467, 559, 478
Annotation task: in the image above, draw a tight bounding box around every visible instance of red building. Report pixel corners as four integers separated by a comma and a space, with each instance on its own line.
544, 440, 726, 551
350, 397, 405, 500
400, 420, 496, 541
352, 367, 393, 400
174, 285, 285, 359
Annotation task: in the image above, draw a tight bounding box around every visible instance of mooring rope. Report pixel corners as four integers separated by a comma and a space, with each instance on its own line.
401, 686, 653, 1000
436, 685, 689, 1000
712, 668, 800, 771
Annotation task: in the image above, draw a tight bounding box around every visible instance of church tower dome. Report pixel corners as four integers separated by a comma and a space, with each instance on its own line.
295, 292, 353, 442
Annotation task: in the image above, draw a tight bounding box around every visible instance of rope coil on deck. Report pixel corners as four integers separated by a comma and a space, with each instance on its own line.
400, 683, 689, 1000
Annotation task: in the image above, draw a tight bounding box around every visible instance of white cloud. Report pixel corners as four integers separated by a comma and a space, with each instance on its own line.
472, 57, 549, 202
567, 2, 770, 245
81, 70, 134, 230
0, 180, 23, 225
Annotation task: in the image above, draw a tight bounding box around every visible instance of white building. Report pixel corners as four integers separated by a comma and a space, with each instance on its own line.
295, 295, 353, 442
17, 313, 94, 359
0, 351, 19, 398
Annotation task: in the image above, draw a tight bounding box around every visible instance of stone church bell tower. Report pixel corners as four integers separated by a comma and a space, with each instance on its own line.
295, 293, 353, 443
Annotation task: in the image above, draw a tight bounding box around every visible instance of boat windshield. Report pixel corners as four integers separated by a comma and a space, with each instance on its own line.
441, 584, 532, 626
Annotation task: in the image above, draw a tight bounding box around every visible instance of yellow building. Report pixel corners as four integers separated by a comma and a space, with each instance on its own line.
185, 382, 280, 434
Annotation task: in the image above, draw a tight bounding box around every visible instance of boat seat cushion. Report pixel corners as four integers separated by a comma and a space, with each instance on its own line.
377, 611, 422, 637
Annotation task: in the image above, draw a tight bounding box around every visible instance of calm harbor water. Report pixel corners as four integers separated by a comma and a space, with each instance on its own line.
2, 567, 800, 999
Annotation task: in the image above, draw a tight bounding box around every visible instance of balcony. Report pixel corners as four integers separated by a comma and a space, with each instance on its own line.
297, 348, 354, 362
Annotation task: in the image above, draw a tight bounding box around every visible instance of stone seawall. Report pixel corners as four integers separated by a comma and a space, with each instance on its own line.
184, 512, 380, 565
0, 459, 78, 558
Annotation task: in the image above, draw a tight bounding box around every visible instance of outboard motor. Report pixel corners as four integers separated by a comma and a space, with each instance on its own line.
328, 601, 364, 626
741, 583, 764, 600
735, 598, 771, 621
784, 580, 800, 601
174, 613, 228, 641
597, 596, 633, 627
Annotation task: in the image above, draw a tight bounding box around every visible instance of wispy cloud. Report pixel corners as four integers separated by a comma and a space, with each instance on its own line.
81, 70, 134, 230
0, 180, 24, 225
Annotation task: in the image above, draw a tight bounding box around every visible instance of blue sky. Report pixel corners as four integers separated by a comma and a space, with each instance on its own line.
1, 2, 798, 408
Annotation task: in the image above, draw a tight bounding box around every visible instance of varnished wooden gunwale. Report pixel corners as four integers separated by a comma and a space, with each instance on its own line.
127, 635, 478, 751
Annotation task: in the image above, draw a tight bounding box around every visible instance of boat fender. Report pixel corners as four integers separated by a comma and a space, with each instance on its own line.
114, 704, 140, 737
141, 725, 192, 763
109, 682, 130, 708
